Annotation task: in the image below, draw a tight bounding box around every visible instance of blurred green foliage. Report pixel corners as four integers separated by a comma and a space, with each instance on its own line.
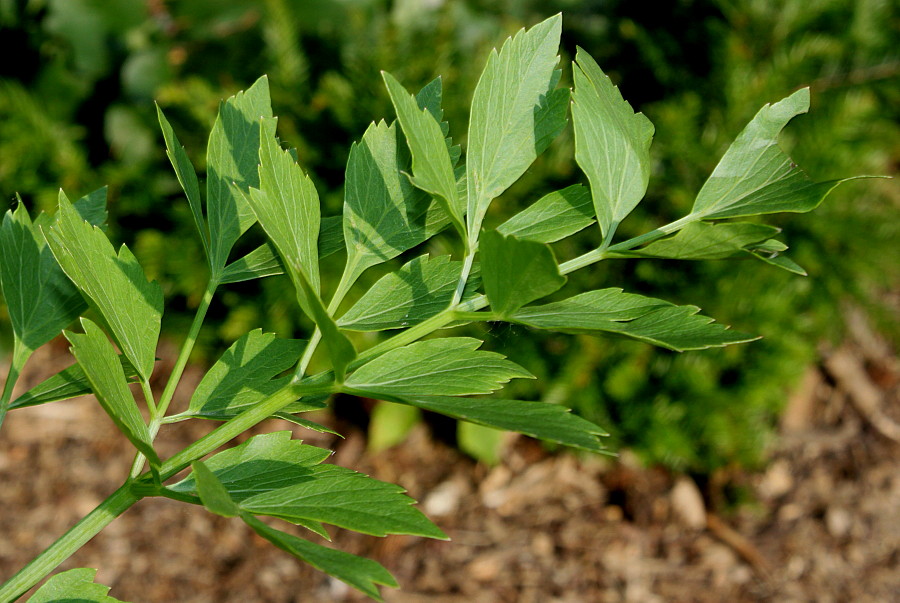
1, 0, 896, 473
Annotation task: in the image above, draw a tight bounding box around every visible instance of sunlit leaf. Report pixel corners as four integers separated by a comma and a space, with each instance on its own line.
243, 514, 397, 601
466, 14, 562, 236
28, 568, 127, 603
691, 88, 853, 220
572, 48, 654, 240
338, 255, 481, 332
385, 396, 608, 452
512, 289, 756, 351
343, 120, 439, 282
624, 221, 780, 260
9, 355, 138, 410
46, 193, 163, 381
186, 329, 306, 419
383, 71, 465, 239
480, 229, 566, 318
0, 190, 107, 353
344, 338, 533, 398
157, 104, 208, 262
497, 184, 594, 243
207, 75, 272, 271
65, 319, 159, 466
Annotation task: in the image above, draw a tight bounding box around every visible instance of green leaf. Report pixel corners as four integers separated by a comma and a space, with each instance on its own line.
157, 104, 208, 262
247, 117, 321, 300
9, 355, 138, 411
343, 120, 440, 281
690, 88, 851, 220
0, 205, 76, 352
480, 229, 566, 318
186, 329, 306, 419
344, 338, 533, 398
415, 76, 460, 164
242, 514, 397, 601
533, 69, 570, 154
747, 240, 807, 275
206, 75, 273, 271
338, 255, 481, 332
46, 193, 163, 381
0, 190, 107, 353
219, 241, 283, 284
318, 215, 345, 259
65, 319, 159, 466
28, 568, 127, 603
218, 216, 346, 284
169, 432, 444, 539
624, 221, 781, 260
382, 71, 465, 240
240, 467, 445, 539
497, 184, 594, 243
466, 14, 562, 236
388, 396, 608, 452
295, 268, 357, 383
512, 289, 756, 351
572, 48, 654, 240
192, 460, 240, 517
170, 432, 327, 501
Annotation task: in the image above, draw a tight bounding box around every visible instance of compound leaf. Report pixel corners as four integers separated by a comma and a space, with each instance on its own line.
65, 319, 159, 466
572, 48, 654, 240
343, 120, 437, 282
240, 468, 445, 539
480, 229, 566, 318
170, 431, 444, 539
207, 75, 272, 271
533, 69, 569, 155
192, 460, 240, 518
512, 289, 756, 351
0, 190, 107, 353
46, 193, 163, 381
690, 88, 852, 220
247, 117, 321, 299
624, 221, 781, 260
344, 338, 533, 398
9, 355, 138, 410
383, 71, 465, 239
466, 14, 562, 236
187, 329, 306, 420
28, 568, 127, 603
243, 515, 397, 601
157, 104, 207, 262
219, 216, 346, 284
387, 396, 608, 452
497, 184, 594, 243
338, 255, 481, 332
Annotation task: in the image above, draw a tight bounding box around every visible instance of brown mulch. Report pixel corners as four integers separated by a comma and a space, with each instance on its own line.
1, 327, 898, 602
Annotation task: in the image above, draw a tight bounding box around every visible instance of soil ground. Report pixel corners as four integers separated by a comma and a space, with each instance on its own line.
1, 327, 898, 602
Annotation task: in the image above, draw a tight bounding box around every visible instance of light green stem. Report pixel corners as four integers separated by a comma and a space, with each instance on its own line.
0, 338, 31, 432
130, 278, 218, 479
0, 484, 140, 602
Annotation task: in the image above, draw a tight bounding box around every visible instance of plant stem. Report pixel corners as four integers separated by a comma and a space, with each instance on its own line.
0, 484, 140, 602
154, 279, 218, 421
130, 279, 217, 479
150, 380, 334, 482
0, 337, 31, 431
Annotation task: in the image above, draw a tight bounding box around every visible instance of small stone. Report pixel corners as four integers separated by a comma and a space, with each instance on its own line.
825, 507, 852, 538
758, 459, 793, 499
423, 478, 464, 517
671, 477, 706, 529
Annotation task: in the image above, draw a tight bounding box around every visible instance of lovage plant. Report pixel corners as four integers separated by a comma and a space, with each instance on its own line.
0, 14, 857, 601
